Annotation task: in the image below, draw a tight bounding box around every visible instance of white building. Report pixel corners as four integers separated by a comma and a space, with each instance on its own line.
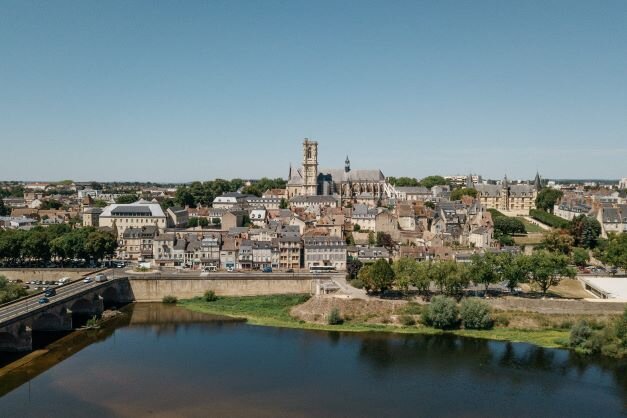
99, 199, 167, 238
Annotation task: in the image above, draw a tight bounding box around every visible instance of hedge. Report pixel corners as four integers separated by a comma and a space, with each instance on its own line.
530, 209, 570, 229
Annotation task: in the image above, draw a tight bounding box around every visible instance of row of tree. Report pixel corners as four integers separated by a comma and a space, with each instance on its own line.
0, 225, 117, 265
387, 175, 450, 189
352, 251, 576, 296
173, 178, 286, 208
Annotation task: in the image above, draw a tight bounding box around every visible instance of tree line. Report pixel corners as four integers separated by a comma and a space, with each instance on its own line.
174, 178, 286, 208
351, 250, 575, 297
0, 224, 117, 266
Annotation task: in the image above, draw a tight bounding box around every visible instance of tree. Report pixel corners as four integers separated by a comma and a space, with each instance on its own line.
528, 250, 576, 296
419, 175, 448, 189
40, 199, 63, 210
424, 201, 435, 209
346, 257, 363, 279
468, 253, 498, 293
93, 199, 108, 208
494, 217, 526, 236
460, 298, 493, 329
571, 247, 590, 267
353, 223, 361, 232
115, 194, 139, 204
359, 259, 395, 293
0, 199, 8, 216
596, 233, 627, 271
569, 215, 602, 249
495, 252, 530, 292
540, 230, 574, 255
376, 232, 395, 250
430, 261, 468, 296
393, 257, 418, 292
422, 296, 459, 329
0, 275, 28, 304
535, 188, 564, 213
388, 177, 420, 187
410, 261, 432, 296
279, 198, 288, 209
175, 186, 196, 208
368, 231, 376, 245
450, 188, 478, 201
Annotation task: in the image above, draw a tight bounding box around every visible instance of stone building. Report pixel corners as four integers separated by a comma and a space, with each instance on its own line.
472, 174, 541, 215
287, 139, 387, 204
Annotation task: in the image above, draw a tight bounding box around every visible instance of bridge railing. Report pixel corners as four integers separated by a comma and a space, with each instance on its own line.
0, 268, 111, 309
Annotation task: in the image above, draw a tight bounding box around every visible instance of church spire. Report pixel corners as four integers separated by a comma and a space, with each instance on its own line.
534, 171, 542, 191
345, 155, 351, 173
466, 173, 474, 189
502, 174, 509, 189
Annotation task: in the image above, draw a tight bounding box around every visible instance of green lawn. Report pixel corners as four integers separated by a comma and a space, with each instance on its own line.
517, 217, 545, 233
178, 295, 570, 349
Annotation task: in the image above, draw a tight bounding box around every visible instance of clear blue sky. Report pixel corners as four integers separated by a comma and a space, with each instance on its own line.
1, 0, 626, 182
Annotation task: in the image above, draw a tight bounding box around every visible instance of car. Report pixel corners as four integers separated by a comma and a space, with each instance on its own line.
83, 277, 93, 283
226, 266, 235, 272
38, 297, 49, 304
95, 274, 108, 282
262, 267, 273, 273
286, 269, 294, 273
44, 289, 56, 297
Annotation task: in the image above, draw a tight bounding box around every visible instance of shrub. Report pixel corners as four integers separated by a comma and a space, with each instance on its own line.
569, 320, 597, 354
493, 315, 510, 327
349, 279, 365, 289
327, 307, 344, 325
86, 315, 99, 328
422, 296, 459, 329
399, 315, 416, 326
530, 209, 570, 229
203, 290, 218, 302
162, 295, 177, 304
460, 298, 493, 330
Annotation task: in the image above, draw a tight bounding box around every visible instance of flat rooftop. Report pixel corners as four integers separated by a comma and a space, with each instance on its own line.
580, 276, 627, 300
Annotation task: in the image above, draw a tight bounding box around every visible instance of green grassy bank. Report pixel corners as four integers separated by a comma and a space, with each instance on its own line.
178, 295, 570, 349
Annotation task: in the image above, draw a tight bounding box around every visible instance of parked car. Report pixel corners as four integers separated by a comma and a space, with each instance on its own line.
38, 297, 49, 304
83, 277, 93, 283
286, 269, 294, 273
262, 267, 273, 273
226, 267, 235, 272
44, 289, 56, 297
57, 277, 71, 285
95, 274, 107, 282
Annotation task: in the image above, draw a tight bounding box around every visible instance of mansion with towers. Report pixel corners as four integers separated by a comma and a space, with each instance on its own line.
287, 139, 388, 204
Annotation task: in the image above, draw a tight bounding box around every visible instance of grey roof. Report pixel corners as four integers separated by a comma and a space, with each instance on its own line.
111, 206, 153, 216
122, 225, 159, 238
396, 186, 430, 194
290, 195, 338, 204
319, 168, 385, 182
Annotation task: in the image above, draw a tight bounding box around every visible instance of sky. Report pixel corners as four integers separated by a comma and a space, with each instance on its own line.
0, 0, 626, 182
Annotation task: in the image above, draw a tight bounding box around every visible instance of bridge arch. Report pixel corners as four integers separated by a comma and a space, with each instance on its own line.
70, 298, 94, 314
32, 312, 63, 331
101, 286, 119, 307
0, 332, 18, 351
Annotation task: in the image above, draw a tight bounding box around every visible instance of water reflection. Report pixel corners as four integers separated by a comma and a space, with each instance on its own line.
0, 303, 625, 417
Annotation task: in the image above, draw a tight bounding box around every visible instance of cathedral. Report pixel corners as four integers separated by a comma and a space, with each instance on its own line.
287, 139, 388, 203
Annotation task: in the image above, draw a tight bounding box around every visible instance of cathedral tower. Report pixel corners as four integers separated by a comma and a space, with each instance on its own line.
302, 138, 318, 196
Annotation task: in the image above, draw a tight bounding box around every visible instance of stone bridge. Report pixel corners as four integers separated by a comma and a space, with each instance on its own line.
0, 278, 133, 352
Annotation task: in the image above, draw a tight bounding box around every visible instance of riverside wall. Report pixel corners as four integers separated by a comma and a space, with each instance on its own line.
0, 268, 102, 282
128, 274, 319, 301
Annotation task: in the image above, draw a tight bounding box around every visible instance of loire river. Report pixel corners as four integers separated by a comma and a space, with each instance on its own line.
1, 303, 626, 417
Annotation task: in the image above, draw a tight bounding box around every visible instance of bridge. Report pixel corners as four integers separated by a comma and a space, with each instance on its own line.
0, 275, 133, 352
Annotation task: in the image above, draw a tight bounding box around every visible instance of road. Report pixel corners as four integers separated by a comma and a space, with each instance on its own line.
0, 273, 116, 325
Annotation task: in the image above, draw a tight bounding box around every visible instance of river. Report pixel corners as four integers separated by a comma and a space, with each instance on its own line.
1, 303, 626, 417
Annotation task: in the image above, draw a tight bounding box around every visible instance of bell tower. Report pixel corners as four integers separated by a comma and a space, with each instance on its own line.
302, 138, 318, 196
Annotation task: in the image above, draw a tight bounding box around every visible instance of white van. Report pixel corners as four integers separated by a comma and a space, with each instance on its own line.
202, 265, 217, 272
57, 277, 71, 285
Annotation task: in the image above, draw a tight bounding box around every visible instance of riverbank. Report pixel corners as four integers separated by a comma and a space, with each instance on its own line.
177, 295, 578, 349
